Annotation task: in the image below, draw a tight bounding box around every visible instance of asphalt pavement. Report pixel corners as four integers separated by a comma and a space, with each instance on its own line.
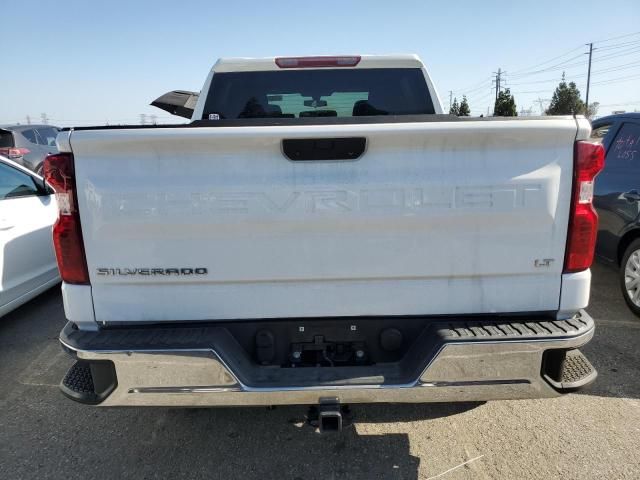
1, 262, 638, 479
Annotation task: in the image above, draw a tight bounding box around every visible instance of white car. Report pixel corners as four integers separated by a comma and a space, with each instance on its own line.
0, 155, 59, 317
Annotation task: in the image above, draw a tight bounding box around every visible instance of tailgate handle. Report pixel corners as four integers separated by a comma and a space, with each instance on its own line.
282, 137, 366, 161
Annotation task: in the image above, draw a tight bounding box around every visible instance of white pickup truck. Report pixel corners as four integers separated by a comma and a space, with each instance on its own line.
47, 55, 603, 429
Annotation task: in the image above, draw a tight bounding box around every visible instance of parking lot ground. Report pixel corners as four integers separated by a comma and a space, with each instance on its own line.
1, 262, 639, 479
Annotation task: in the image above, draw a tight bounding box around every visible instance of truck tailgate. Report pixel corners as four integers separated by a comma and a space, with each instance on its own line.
69, 119, 578, 323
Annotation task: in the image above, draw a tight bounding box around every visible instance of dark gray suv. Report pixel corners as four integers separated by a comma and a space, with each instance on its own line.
592, 113, 640, 316
0, 124, 60, 174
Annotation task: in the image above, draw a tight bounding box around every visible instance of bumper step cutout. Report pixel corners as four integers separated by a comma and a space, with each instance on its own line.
543, 349, 597, 392
60, 360, 117, 405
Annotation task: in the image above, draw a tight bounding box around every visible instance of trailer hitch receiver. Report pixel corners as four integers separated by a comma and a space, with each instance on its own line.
318, 397, 343, 433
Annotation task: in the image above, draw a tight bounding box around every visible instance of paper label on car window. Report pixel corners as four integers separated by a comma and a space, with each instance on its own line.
208, 113, 220, 120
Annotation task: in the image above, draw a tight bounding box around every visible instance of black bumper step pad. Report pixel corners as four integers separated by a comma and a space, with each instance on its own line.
62, 361, 95, 394
543, 349, 597, 392
60, 360, 118, 405
560, 350, 597, 386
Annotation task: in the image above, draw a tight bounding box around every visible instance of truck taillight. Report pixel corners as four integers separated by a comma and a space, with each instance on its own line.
43, 153, 90, 285
564, 141, 605, 273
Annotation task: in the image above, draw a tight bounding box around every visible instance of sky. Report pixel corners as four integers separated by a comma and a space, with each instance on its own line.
1, 0, 639, 126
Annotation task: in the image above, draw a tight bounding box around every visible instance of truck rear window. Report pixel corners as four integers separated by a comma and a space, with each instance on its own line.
202, 68, 435, 120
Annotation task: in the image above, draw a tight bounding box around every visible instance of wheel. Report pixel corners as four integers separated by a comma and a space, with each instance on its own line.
620, 238, 640, 317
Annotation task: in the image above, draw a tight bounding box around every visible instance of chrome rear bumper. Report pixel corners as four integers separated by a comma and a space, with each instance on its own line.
59, 312, 596, 407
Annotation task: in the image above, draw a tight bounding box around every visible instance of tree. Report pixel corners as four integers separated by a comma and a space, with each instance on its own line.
449, 96, 470, 116
449, 97, 459, 115
458, 96, 471, 116
586, 102, 600, 119
546, 76, 585, 115
494, 88, 517, 116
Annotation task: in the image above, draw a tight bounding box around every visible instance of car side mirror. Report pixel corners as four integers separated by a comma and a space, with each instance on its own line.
33, 175, 53, 195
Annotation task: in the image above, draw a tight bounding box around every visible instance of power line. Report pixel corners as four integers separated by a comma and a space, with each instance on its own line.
502, 33, 640, 81
448, 30, 640, 116
455, 39, 638, 97
595, 39, 640, 51
509, 88, 562, 95
507, 45, 584, 76
506, 77, 571, 86
591, 60, 640, 76
504, 61, 587, 80
592, 30, 640, 44
591, 72, 640, 86
453, 79, 493, 96
465, 89, 495, 103
598, 100, 640, 107
507, 53, 586, 78
593, 45, 640, 62
505, 75, 580, 86
464, 91, 495, 111
452, 76, 494, 95
504, 60, 640, 86
504, 51, 640, 83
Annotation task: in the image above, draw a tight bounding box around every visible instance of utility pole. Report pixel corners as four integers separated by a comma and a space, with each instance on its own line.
26, 115, 31, 125
585, 43, 594, 117
494, 68, 502, 102
492, 68, 503, 115
449, 90, 453, 110
139, 114, 146, 125
40, 113, 48, 124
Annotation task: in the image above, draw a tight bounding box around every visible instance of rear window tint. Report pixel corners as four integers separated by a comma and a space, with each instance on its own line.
202, 68, 434, 120
0, 130, 14, 148
590, 124, 612, 143
36, 127, 58, 147
21, 129, 38, 144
